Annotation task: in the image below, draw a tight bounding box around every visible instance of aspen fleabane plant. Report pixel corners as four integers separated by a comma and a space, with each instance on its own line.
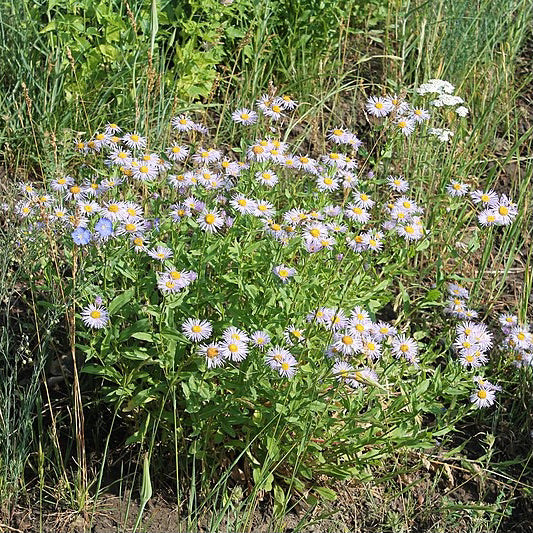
11, 81, 522, 484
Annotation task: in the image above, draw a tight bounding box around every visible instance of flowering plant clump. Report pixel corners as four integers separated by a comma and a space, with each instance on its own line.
9, 81, 523, 486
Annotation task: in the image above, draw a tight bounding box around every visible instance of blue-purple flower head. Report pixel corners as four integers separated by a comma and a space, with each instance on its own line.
94, 217, 113, 239
72, 227, 91, 245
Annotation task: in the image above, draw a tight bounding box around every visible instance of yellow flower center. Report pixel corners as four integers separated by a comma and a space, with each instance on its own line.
140, 166, 149, 173
330, 153, 339, 160
241, 113, 249, 120
70, 186, 81, 194
477, 390, 487, 399
205, 214, 216, 224
109, 205, 120, 213
342, 336, 353, 345
375, 102, 383, 109
281, 362, 290, 371
238, 199, 247, 206
165, 281, 175, 289
172, 146, 181, 153
207, 347, 218, 358
271, 223, 281, 231
279, 269, 289, 278
229, 344, 238, 353
170, 271, 181, 280
253, 146, 264, 154
481, 194, 489, 202
499, 206, 508, 216
130, 135, 139, 142
90, 310, 101, 319
400, 344, 409, 353
272, 105, 281, 113
310, 229, 320, 238
324, 178, 333, 185
398, 121, 407, 128
125, 223, 136, 231
192, 325, 202, 333
133, 237, 143, 246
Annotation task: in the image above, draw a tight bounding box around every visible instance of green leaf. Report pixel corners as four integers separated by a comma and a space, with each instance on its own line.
109, 287, 135, 315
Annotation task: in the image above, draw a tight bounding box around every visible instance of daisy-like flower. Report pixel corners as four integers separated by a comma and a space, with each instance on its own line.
273, 264, 296, 283
494, 195, 518, 226
284, 326, 305, 345
157, 277, 182, 294
321, 152, 346, 169
163, 267, 196, 288
251, 330, 271, 350
473, 376, 502, 391
81, 303, 109, 329
344, 204, 371, 224
263, 99, 284, 120
387, 175, 409, 192
447, 283, 469, 300
50, 175, 75, 192
198, 343, 225, 368
499, 313, 518, 330
253, 200, 275, 219
78, 201, 101, 217
459, 349, 488, 368
478, 209, 498, 227
315, 174, 339, 192
65, 184, 86, 202
353, 191, 375, 209
366, 96, 393, 117
396, 223, 424, 241
222, 326, 250, 344
147, 246, 173, 261
470, 387, 496, 408
231, 108, 258, 125
122, 132, 147, 150
221, 339, 249, 362
118, 218, 148, 236
279, 95, 298, 110
133, 162, 158, 182
386, 94, 410, 115
470, 189, 498, 207
256, 94, 273, 112
345, 133, 363, 150
197, 208, 225, 233
105, 123, 121, 135
166, 143, 189, 162
247, 142, 270, 162
230, 195, 256, 215
332, 331, 363, 356
446, 181, 469, 197
362, 231, 384, 252
255, 170, 278, 187
361, 336, 382, 360
332, 361, 356, 385
171, 115, 195, 132
182, 318, 212, 342
107, 148, 133, 166
373, 321, 397, 341
410, 108, 430, 123
391, 334, 419, 364
396, 118, 416, 136
102, 202, 126, 222
295, 155, 318, 174
328, 128, 349, 144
